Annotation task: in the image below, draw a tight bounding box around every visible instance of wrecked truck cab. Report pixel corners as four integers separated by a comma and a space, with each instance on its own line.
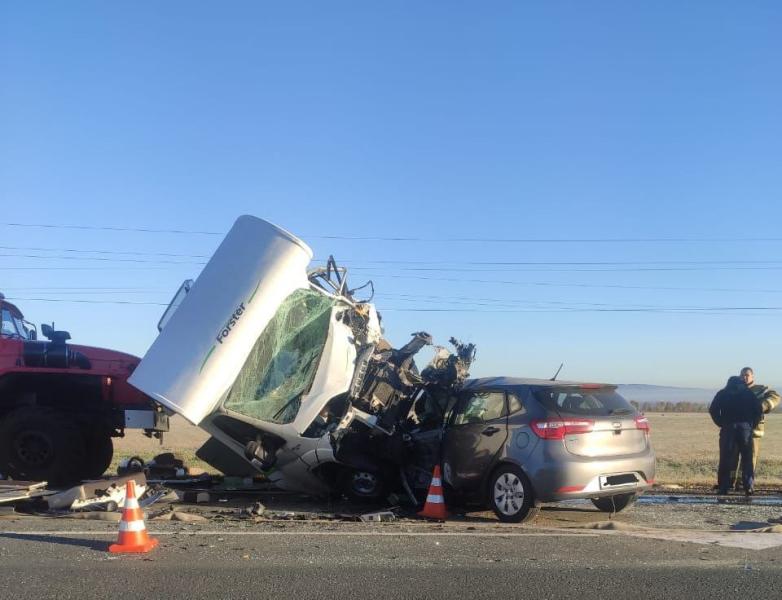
129, 216, 385, 495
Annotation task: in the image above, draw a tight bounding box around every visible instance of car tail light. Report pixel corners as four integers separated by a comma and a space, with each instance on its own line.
556, 485, 585, 493
531, 418, 594, 440
635, 415, 650, 432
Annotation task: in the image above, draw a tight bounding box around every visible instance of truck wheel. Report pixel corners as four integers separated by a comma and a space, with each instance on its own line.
339, 469, 386, 502
83, 430, 113, 480
0, 407, 87, 486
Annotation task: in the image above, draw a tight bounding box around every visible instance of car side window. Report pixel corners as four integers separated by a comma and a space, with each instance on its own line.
508, 393, 525, 415
453, 391, 506, 426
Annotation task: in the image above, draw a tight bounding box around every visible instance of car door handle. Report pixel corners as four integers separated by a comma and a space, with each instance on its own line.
482, 426, 500, 436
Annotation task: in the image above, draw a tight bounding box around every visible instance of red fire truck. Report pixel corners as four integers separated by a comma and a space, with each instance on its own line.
0, 294, 167, 485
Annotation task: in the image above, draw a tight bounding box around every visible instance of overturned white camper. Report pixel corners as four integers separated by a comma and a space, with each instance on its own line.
131, 216, 381, 494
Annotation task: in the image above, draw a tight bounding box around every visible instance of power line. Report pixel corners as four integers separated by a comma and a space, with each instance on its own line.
2, 287, 763, 310
335, 258, 782, 266
5, 297, 168, 306
6, 296, 781, 314
351, 266, 782, 273
0, 245, 779, 269
375, 293, 679, 310
2, 286, 166, 290
0, 286, 764, 308
367, 274, 782, 294
0, 245, 778, 266
4, 246, 781, 265
6, 290, 165, 296
314, 235, 782, 244
4, 264, 782, 292
382, 307, 782, 313
5, 253, 782, 273
0, 269, 171, 273
4, 222, 782, 244
0, 245, 209, 259
1, 222, 222, 235
4, 288, 770, 311
0, 252, 204, 265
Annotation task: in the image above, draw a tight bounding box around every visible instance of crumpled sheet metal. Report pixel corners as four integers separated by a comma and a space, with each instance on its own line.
46, 473, 147, 511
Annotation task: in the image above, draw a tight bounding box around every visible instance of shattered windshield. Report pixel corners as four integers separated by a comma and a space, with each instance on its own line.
223, 288, 336, 424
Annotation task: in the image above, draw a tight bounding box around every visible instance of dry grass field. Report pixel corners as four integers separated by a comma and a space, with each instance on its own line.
112, 413, 782, 486
112, 415, 210, 473
648, 413, 782, 486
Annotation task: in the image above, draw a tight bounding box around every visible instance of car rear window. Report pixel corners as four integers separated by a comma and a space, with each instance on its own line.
533, 386, 634, 417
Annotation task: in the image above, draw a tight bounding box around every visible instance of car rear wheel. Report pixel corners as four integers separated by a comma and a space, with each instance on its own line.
489, 465, 539, 523
591, 492, 638, 513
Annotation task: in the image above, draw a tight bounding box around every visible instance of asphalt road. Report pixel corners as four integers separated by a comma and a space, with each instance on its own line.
1, 520, 781, 599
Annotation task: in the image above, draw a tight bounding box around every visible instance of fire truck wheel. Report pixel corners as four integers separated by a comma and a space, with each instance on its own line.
0, 407, 87, 486
82, 430, 114, 480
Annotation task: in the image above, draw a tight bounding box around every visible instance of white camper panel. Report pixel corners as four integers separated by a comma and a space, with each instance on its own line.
129, 215, 313, 425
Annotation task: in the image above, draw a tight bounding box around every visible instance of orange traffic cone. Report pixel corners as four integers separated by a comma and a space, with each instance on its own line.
418, 465, 449, 520
109, 480, 159, 554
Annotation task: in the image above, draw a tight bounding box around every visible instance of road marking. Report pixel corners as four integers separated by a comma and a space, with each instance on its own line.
614, 529, 782, 551
0, 530, 599, 538
4, 528, 781, 549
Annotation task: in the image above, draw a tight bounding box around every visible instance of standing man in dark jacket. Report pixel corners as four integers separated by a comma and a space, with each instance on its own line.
709, 376, 763, 495
722, 367, 781, 489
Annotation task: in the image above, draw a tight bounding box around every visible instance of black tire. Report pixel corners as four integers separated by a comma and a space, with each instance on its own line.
82, 430, 113, 480
591, 492, 638, 513
489, 464, 539, 524
0, 407, 87, 486
339, 469, 386, 503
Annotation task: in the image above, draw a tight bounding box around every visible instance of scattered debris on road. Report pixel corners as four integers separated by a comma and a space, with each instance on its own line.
0, 480, 50, 504
360, 511, 397, 522
150, 509, 209, 522
46, 473, 147, 511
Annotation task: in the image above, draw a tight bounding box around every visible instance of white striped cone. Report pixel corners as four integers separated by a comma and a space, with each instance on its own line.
109, 480, 159, 553
418, 465, 449, 520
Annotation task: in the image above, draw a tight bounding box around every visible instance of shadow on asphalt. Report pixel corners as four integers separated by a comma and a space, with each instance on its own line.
0, 533, 107, 551
730, 520, 772, 531
541, 506, 601, 514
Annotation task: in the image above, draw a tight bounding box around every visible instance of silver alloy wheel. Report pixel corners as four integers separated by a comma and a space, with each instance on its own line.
494, 472, 525, 516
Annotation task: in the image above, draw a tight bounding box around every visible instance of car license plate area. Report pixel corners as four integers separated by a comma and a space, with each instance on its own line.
600, 473, 639, 489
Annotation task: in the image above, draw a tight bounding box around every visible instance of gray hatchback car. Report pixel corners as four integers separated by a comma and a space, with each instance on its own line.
440, 377, 655, 523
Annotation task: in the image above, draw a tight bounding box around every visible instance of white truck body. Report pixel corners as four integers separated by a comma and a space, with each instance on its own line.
129, 215, 380, 493
129, 215, 314, 426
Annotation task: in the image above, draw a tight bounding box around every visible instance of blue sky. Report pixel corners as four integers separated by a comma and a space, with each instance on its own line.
1, 2, 780, 388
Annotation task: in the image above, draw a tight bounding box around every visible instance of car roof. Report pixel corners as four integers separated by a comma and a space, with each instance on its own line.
464, 376, 616, 389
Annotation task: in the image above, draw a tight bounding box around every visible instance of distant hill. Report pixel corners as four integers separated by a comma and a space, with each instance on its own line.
617, 384, 717, 406
617, 383, 782, 406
